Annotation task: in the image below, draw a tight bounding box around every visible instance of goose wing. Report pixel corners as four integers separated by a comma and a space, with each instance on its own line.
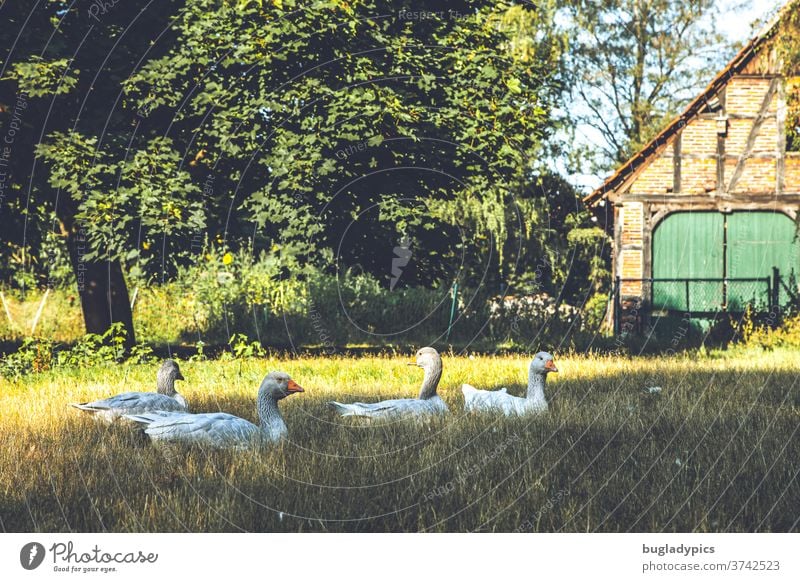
330, 397, 446, 419
126, 412, 260, 449
462, 385, 523, 415
71, 392, 187, 420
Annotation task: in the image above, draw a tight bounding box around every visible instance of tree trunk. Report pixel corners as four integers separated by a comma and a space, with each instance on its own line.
64, 222, 136, 349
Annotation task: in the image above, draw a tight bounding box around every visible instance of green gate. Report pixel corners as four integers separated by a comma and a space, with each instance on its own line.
651, 211, 799, 312
652, 212, 723, 311
726, 212, 799, 310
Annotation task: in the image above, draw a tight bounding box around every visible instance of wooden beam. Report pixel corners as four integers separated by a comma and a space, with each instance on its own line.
717, 86, 727, 197
673, 132, 682, 194
642, 203, 653, 300
644, 205, 798, 229
619, 193, 800, 204
777, 78, 787, 196
717, 134, 726, 196
727, 78, 780, 194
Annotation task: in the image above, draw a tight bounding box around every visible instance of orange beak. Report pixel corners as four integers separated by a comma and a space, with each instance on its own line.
287, 379, 305, 393
545, 360, 558, 373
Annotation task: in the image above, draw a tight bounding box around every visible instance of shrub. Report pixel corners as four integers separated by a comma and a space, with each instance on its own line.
583, 292, 610, 331
0, 322, 131, 379
176, 244, 307, 342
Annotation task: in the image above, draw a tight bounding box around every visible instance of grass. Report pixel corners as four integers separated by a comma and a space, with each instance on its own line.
1, 350, 798, 532
0, 287, 196, 345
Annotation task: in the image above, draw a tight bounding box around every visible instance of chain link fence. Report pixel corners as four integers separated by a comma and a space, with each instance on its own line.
612, 270, 790, 335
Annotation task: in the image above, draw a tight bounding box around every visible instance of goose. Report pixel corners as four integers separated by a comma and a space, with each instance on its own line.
70, 359, 187, 422
329, 346, 448, 420
124, 371, 304, 450
462, 352, 557, 415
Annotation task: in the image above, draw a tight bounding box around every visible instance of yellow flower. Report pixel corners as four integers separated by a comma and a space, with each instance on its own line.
142, 241, 151, 250
222, 252, 234, 265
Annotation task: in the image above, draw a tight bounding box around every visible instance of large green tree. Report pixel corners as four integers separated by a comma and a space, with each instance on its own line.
120, 0, 566, 286
2, 0, 567, 345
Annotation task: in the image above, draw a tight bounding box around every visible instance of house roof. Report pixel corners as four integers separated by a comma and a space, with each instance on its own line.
583, 1, 793, 207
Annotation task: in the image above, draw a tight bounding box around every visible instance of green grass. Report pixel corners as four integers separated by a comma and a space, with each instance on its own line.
0, 286, 197, 345
1, 351, 798, 532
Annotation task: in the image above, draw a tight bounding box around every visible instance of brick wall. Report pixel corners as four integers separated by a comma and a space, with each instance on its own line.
726, 77, 774, 117
629, 145, 673, 195
619, 249, 643, 296
786, 155, 800, 191
681, 158, 717, 194
622, 74, 782, 204
619, 201, 643, 245
681, 118, 717, 155
730, 159, 777, 193
618, 202, 643, 296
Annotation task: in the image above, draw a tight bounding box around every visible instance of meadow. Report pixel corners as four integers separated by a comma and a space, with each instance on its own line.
1, 350, 798, 533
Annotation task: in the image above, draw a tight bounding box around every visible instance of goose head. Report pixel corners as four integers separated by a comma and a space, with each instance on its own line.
156, 359, 185, 396
412, 347, 440, 369
410, 347, 442, 399
530, 352, 557, 376
260, 371, 305, 401
526, 352, 556, 403
257, 372, 303, 435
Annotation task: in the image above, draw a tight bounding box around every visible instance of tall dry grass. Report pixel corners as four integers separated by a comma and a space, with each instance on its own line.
1, 351, 798, 532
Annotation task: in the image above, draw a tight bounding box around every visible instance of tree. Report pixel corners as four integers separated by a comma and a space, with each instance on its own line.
0, 0, 193, 347
566, 0, 732, 172
119, 0, 566, 289
1, 0, 568, 346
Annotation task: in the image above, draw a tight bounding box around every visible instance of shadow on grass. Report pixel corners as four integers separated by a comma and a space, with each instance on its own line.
1, 369, 798, 533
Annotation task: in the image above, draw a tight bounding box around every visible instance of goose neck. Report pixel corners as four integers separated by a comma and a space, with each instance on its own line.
156, 376, 177, 397
418, 361, 442, 400
526, 371, 547, 403
257, 388, 285, 430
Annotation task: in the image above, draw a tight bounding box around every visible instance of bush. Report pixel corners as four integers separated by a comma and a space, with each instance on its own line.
175, 244, 307, 342
583, 293, 610, 331
0, 322, 131, 379
2, 244, 609, 356
739, 309, 800, 350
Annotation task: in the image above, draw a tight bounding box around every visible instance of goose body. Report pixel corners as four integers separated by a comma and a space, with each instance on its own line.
330, 395, 448, 419
462, 352, 557, 416
70, 360, 187, 423
330, 347, 448, 420
125, 372, 303, 450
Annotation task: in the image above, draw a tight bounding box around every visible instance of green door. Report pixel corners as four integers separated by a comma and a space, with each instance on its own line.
652, 212, 724, 311
726, 212, 799, 310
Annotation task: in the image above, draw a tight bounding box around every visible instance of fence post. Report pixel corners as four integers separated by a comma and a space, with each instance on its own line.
684, 280, 690, 315
445, 282, 458, 342
772, 267, 780, 313
685, 280, 693, 343
614, 276, 621, 336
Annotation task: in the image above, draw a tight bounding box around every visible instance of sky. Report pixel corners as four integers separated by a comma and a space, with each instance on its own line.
723, 0, 784, 40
